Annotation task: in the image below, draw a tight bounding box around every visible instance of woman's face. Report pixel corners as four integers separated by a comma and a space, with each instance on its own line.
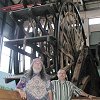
32, 58, 42, 74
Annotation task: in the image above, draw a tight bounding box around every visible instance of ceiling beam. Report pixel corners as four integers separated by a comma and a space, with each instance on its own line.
82, 0, 87, 11
73, 0, 83, 5
73, 0, 86, 11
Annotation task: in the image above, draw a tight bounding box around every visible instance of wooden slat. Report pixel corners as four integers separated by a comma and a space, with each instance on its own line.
80, 75, 90, 90
72, 97, 100, 100
71, 48, 88, 82
0, 89, 22, 100
0, 89, 99, 100
4, 35, 54, 45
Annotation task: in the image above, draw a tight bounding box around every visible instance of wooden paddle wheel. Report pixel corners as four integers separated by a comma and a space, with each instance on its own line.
0, 0, 100, 96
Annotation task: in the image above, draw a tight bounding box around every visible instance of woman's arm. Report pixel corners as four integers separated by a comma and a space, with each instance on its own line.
16, 80, 27, 99
16, 88, 26, 99
46, 79, 53, 100
16, 73, 28, 99
48, 90, 53, 100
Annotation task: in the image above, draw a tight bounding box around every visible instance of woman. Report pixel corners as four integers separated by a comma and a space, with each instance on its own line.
16, 58, 53, 100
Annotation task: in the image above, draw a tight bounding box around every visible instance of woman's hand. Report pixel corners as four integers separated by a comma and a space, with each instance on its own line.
16, 89, 26, 99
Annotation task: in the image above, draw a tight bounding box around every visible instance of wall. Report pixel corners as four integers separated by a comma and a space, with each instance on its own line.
80, 9, 100, 76
80, 9, 100, 46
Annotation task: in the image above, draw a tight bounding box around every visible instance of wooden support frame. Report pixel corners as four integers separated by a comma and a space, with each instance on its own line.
4, 35, 56, 58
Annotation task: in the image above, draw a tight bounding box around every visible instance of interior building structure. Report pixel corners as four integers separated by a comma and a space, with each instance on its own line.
0, 0, 100, 99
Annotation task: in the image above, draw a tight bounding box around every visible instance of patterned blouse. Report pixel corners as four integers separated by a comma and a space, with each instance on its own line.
51, 80, 83, 100
17, 72, 51, 100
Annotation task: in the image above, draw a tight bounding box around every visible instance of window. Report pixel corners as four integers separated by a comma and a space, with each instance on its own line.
25, 46, 31, 70
0, 38, 32, 73
0, 37, 11, 73
89, 18, 100, 25
19, 46, 31, 72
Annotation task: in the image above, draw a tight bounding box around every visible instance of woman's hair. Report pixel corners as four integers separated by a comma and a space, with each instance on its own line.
26, 58, 47, 80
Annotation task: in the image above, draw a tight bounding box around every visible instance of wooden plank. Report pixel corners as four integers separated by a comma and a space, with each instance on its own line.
80, 75, 90, 90
71, 48, 88, 81
0, 89, 99, 100
0, 89, 22, 100
72, 97, 100, 100
4, 35, 54, 45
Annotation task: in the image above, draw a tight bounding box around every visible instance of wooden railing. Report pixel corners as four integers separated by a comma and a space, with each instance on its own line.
0, 89, 22, 100
72, 97, 100, 100
0, 89, 100, 100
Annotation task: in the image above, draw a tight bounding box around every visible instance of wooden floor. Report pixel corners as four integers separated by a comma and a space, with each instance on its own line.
0, 89, 100, 100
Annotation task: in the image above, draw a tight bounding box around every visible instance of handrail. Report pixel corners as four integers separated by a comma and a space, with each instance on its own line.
72, 97, 100, 100
0, 89, 100, 100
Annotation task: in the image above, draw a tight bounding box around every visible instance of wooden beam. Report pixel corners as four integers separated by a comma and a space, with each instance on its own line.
73, 0, 83, 5
79, 75, 90, 90
5, 44, 33, 58
5, 35, 53, 45
0, 89, 22, 100
4, 35, 55, 45
71, 47, 88, 82
72, 97, 100, 100
0, 89, 99, 100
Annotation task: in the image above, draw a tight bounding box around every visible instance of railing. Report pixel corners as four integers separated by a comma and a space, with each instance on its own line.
0, 89, 22, 100
72, 97, 100, 100
0, 89, 100, 100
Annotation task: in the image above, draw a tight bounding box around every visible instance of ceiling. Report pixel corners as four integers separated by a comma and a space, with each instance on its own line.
10, 0, 100, 11
0, 0, 99, 12
80, 0, 100, 11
